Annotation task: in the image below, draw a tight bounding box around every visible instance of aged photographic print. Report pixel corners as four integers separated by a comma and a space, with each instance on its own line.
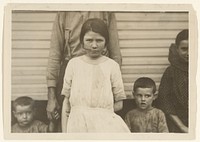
3, 3, 197, 140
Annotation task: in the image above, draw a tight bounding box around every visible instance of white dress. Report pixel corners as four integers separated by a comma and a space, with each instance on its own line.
61, 55, 130, 133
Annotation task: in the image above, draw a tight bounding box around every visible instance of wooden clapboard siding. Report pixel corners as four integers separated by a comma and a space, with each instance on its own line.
11, 11, 188, 100
12, 11, 56, 22
117, 22, 188, 30
116, 12, 188, 98
115, 12, 188, 22
12, 49, 49, 58
12, 67, 46, 76
12, 41, 50, 49
118, 30, 184, 39
12, 11, 57, 100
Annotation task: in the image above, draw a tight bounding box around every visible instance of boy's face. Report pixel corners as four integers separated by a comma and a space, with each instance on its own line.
13, 105, 34, 127
177, 40, 189, 62
134, 87, 156, 110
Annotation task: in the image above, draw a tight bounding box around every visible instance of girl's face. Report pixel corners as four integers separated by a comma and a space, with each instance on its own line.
177, 40, 189, 62
83, 31, 106, 59
13, 105, 34, 127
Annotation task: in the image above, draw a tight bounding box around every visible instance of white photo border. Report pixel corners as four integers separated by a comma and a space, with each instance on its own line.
3, 3, 197, 140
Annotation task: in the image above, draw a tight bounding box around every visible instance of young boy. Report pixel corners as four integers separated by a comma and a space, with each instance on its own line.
156, 29, 189, 133
124, 77, 169, 133
12, 96, 59, 133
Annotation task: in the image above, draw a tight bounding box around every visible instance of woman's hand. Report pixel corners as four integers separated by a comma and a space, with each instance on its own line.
169, 114, 188, 133
180, 124, 188, 133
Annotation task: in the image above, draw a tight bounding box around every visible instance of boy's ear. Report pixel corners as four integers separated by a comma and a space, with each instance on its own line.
132, 91, 136, 99
13, 111, 17, 117
32, 108, 36, 115
153, 90, 158, 100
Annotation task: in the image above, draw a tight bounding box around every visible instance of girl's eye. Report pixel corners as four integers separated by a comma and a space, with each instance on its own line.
96, 39, 103, 42
85, 39, 92, 42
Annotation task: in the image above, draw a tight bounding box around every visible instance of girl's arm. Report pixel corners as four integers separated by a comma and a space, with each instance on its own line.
61, 97, 71, 132
60, 60, 73, 132
111, 63, 126, 111
114, 100, 123, 112
169, 114, 188, 133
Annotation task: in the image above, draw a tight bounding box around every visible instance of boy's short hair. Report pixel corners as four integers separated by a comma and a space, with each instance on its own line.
13, 96, 35, 111
175, 29, 189, 47
133, 77, 156, 94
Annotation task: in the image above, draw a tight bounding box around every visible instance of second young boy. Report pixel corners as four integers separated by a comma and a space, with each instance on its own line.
124, 77, 169, 133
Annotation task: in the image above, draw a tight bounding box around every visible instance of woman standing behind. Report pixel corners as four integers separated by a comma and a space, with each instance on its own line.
61, 18, 130, 133
157, 29, 189, 133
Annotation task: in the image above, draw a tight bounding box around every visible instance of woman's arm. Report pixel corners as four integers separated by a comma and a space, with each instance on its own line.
169, 114, 188, 133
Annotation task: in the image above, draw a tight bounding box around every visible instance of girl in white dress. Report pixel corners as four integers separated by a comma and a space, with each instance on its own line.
61, 18, 130, 133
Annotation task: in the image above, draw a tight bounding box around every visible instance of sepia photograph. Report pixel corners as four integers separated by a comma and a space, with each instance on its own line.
2, 3, 197, 140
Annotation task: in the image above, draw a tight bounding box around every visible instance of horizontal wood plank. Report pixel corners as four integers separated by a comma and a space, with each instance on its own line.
12, 67, 47, 76
12, 49, 49, 58
12, 12, 57, 22
12, 59, 48, 67
122, 57, 169, 65
12, 76, 46, 84
119, 39, 174, 48
12, 22, 53, 31
121, 65, 167, 74
12, 31, 51, 40
122, 74, 163, 83
118, 30, 183, 39
121, 48, 169, 57
12, 84, 47, 93
115, 12, 188, 22
117, 21, 188, 30
12, 41, 51, 49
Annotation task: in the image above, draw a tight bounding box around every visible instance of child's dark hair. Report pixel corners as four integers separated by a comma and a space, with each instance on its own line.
13, 96, 35, 111
175, 29, 189, 47
133, 77, 156, 94
80, 18, 109, 46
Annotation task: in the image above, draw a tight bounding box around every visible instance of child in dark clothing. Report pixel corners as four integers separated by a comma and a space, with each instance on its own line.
12, 96, 59, 133
124, 77, 168, 133
157, 29, 189, 133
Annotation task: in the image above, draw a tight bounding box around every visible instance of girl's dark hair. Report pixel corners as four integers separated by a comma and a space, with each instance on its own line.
80, 18, 109, 46
12, 96, 35, 111
175, 29, 189, 47
133, 77, 156, 94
